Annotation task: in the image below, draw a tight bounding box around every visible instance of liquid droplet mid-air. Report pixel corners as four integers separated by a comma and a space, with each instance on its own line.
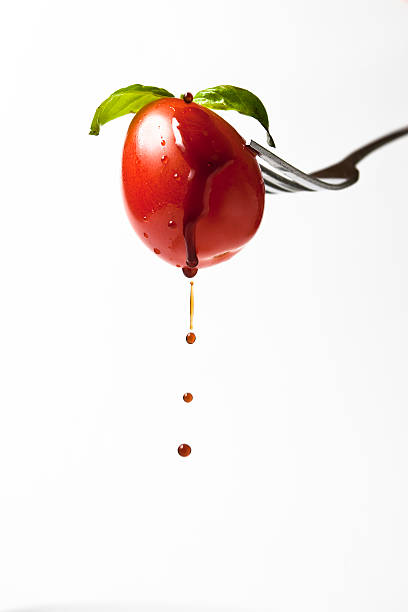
154, 247, 161, 254
178, 280, 196, 456
178, 444, 191, 457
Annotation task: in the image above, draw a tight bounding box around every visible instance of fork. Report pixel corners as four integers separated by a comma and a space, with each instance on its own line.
248, 126, 408, 195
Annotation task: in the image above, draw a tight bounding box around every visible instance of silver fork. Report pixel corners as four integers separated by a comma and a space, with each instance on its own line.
248, 126, 408, 195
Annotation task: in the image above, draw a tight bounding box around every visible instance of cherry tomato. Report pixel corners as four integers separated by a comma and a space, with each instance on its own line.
122, 97, 265, 270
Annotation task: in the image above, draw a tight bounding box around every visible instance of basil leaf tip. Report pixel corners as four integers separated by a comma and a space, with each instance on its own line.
193, 85, 275, 148
89, 84, 175, 135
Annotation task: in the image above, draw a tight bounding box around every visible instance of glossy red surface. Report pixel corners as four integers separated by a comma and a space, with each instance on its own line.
122, 97, 265, 270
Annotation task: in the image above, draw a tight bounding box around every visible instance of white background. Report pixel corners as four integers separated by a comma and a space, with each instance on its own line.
0, 1, 407, 611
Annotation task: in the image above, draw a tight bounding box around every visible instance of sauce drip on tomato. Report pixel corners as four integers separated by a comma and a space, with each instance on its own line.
174, 101, 233, 276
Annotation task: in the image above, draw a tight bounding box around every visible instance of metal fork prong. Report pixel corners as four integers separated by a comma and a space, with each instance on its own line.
249, 140, 357, 191
264, 184, 277, 194
252, 125, 408, 195
262, 177, 294, 193
260, 164, 311, 192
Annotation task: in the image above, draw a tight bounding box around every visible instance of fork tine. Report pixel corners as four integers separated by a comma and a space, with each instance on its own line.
262, 177, 294, 193
249, 140, 358, 191
260, 164, 311, 192
252, 125, 408, 196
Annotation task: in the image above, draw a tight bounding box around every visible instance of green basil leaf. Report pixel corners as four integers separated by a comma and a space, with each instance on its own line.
193, 85, 275, 147
90, 84, 175, 135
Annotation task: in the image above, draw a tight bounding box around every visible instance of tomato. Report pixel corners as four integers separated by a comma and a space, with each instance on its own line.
122, 97, 265, 272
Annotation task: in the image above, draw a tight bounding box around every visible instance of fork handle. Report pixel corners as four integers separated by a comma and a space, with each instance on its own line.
311, 125, 408, 181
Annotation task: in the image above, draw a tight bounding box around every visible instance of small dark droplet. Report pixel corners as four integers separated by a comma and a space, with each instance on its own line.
183, 392, 193, 403
161, 139, 166, 146
186, 332, 196, 344
182, 267, 198, 278
143, 232, 149, 238
143, 215, 148, 221
168, 220, 176, 229
154, 248, 161, 254
178, 444, 191, 457
183, 92, 193, 103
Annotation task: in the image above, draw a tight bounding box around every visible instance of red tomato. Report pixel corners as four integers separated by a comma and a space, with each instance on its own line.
122, 97, 265, 272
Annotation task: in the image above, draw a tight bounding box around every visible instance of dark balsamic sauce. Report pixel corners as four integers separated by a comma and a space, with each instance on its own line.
178, 444, 191, 457
179, 283, 196, 455
183, 221, 198, 268
175, 100, 231, 278
183, 92, 194, 104
182, 267, 198, 278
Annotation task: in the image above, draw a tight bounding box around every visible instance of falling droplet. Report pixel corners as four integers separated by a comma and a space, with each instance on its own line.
161, 138, 166, 146
168, 220, 176, 229
178, 444, 191, 457
143, 232, 149, 238
183, 393, 193, 403
186, 332, 196, 344
154, 248, 161, 254
176, 264, 181, 268
161, 155, 168, 164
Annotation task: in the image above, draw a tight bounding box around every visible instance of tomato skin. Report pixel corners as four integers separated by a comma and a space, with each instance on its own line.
122, 97, 265, 269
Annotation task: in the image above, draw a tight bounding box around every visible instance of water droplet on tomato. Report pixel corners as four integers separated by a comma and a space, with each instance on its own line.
161, 155, 168, 164
143, 215, 148, 221
154, 248, 161, 254
161, 138, 166, 146
178, 444, 191, 457
186, 332, 196, 344
168, 220, 176, 229
183, 392, 193, 403
176, 264, 181, 268
143, 232, 149, 238
173, 172, 180, 180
